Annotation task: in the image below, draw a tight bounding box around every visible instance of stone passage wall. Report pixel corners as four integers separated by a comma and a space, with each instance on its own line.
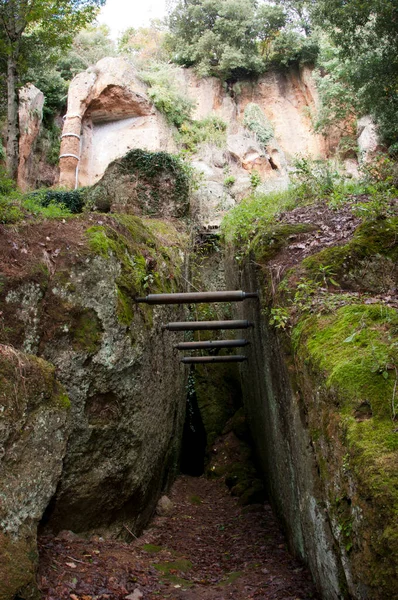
0, 346, 70, 600
225, 217, 398, 600
0, 214, 188, 598
226, 258, 346, 600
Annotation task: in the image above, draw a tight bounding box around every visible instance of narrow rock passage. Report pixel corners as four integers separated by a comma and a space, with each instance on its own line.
39, 476, 319, 600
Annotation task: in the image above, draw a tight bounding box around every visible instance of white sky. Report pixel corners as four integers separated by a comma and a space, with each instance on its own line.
98, 0, 167, 39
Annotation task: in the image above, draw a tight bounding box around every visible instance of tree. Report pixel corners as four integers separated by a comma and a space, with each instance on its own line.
312, 0, 398, 145
118, 21, 168, 64
255, 4, 286, 60
0, 0, 104, 180
273, 0, 312, 36
167, 0, 287, 79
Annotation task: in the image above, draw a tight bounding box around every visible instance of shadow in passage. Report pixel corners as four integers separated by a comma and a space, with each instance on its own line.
180, 370, 207, 477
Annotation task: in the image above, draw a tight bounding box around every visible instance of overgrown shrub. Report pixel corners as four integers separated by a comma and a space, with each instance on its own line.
27, 188, 87, 213
243, 103, 273, 148
291, 157, 343, 200
221, 188, 297, 247
176, 115, 227, 153
139, 62, 195, 128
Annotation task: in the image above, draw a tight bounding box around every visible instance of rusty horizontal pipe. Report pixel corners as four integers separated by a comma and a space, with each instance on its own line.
163, 320, 254, 331
135, 291, 258, 304
174, 339, 249, 350
181, 355, 247, 364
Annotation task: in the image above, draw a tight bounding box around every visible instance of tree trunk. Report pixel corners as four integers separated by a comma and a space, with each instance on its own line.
6, 50, 19, 181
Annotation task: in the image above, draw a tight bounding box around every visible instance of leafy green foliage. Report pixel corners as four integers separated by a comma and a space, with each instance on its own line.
291, 157, 343, 200
243, 103, 274, 147
269, 28, 318, 67
221, 188, 297, 247
269, 306, 290, 330
273, 0, 312, 36
166, 0, 319, 79
176, 115, 227, 153
118, 22, 167, 63
27, 188, 87, 213
22, 196, 73, 218
312, 38, 359, 138
312, 0, 398, 145
255, 4, 287, 60
167, 0, 272, 79
0, 167, 75, 222
249, 170, 261, 190
139, 62, 195, 128
223, 175, 236, 188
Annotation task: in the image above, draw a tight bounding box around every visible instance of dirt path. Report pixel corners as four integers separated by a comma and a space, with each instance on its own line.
39, 475, 319, 600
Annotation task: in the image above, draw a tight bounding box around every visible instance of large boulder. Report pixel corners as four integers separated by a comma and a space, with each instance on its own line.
0, 346, 70, 600
85, 149, 191, 218
0, 214, 188, 538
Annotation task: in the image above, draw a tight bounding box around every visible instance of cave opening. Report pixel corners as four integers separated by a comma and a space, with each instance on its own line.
180, 369, 207, 476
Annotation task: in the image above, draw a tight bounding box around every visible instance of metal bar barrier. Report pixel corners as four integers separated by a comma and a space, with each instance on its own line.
181, 355, 247, 364
163, 320, 254, 331
135, 291, 258, 304
174, 339, 249, 350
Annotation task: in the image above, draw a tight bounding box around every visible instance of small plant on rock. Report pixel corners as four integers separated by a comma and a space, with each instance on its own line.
223, 175, 236, 188
250, 170, 261, 190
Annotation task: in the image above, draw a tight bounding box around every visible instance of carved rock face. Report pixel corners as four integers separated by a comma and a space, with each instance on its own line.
59, 58, 176, 189
17, 84, 44, 192
0, 215, 187, 542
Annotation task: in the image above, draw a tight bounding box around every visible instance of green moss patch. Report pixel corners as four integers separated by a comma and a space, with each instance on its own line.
0, 347, 70, 414
302, 217, 398, 290
154, 558, 192, 574
297, 304, 398, 419
251, 223, 316, 263
219, 570, 243, 586
40, 297, 102, 355
153, 558, 194, 586
294, 303, 398, 593
85, 215, 184, 325
142, 544, 163, 554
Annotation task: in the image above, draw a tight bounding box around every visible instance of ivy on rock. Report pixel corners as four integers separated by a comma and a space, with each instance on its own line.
86, 149, 192, 219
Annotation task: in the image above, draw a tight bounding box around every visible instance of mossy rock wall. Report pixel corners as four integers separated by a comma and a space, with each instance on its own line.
225, 217, 398, 599
85, 149, 191, 218
0, 346, 70, 600
0, 214, 188, 538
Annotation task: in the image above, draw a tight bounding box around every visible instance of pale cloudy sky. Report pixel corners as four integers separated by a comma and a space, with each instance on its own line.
98, 0, 167, 39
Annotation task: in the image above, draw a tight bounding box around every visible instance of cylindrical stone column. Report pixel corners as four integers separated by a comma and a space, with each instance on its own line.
58, 114, 82, 189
